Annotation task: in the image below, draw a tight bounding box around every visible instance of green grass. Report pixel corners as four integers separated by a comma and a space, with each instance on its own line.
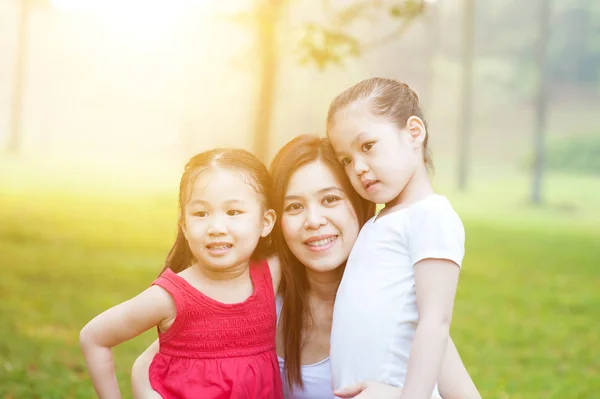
0, 160, 598, 398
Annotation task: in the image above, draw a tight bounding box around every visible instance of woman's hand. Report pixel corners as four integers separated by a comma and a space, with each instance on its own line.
334, 381, 442, 399
334, 380, 403, 398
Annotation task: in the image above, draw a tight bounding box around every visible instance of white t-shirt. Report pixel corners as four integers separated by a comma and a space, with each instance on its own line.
276, 296, 336, 399
330, 194, 464, 397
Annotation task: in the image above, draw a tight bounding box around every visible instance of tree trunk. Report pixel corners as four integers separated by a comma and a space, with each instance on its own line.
253, 0, 284, 163
531, 0, 551, 205
457, 0, 475, 191
7, 0, 30, 154
424, 3, 441, 111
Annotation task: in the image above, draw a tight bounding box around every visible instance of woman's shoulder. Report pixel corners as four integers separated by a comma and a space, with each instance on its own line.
266, 255, 282, 293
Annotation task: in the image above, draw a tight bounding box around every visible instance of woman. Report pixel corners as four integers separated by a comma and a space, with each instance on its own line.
131, 135, 480, 398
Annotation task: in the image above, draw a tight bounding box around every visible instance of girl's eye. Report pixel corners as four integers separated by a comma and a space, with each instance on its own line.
193, 211, 208, 217
340, 157, 352, 166
227, 210, 242, 216
323, 195, 341, 205
284, 203, 303, 212
361, 142, 375, 152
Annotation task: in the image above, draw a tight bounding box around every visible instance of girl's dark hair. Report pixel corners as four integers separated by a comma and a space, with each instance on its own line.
160, 148, 272, 275
269, 135, 375, 390
326, 77, 433, 171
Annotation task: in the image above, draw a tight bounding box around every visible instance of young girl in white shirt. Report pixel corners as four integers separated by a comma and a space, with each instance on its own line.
327, 77, 478, 399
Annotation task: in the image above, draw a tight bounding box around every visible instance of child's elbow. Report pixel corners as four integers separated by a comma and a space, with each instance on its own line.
446, 390, 482, 399
420, 314, 453, 332
79, 323, 95, 351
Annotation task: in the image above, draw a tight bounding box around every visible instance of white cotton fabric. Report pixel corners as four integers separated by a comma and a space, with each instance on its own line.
330, 195, 465, 397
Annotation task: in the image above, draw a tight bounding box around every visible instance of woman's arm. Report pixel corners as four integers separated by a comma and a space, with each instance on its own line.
79, 286, 175, 399
438, 337, 481, 399
131, 340, 162, 399
399, 258, 460, 399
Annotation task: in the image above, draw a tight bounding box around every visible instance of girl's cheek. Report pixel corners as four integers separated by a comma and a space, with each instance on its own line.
186, 222, 205, 237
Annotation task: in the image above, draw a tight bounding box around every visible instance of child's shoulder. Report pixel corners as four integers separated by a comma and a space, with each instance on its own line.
153, 268, 190, 294
409, 194, 459, 218
409, 195, 464, 235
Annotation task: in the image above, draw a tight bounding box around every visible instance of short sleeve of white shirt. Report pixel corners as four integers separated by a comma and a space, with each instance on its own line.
409, 196, 465, 268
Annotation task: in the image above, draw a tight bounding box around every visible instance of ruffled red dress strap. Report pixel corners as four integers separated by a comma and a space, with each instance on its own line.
150, 268, 188, 342
251, 259, 275, 304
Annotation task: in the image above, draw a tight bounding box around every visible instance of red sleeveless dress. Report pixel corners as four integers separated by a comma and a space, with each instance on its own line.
149, 260, 283, 399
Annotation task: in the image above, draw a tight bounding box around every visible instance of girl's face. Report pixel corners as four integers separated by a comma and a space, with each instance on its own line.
328, 104, 426, 206
281, 160, 360, 273
181, 168, 275, 272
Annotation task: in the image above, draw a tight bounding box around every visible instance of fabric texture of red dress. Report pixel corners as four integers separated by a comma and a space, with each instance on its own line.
149, 259, 283, 399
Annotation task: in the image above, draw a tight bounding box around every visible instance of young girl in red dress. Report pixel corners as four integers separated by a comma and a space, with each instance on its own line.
80, 149, 283, 399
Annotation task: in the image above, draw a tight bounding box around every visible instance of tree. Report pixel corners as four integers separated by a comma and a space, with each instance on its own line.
250, 0, 286, 164
531, 0, 551, 205
247, 0, 429, 162
7, 0, 31, 154
457, 0, 475, 191
475, 0, 600, 92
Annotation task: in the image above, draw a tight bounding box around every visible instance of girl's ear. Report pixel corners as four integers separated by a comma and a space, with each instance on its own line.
406, 116, 427, 148
261, 209, 277, 238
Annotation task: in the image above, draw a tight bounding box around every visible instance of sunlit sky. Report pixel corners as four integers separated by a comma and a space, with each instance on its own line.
49, 0, 215, 40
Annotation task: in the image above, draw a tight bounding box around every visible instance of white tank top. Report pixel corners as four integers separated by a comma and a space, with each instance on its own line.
276, 296, 335, 399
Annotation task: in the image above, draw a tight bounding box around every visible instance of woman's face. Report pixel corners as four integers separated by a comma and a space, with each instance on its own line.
281, 160, 360, 272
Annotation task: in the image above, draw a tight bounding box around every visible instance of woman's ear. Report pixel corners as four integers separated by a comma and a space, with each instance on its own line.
406, 116, 427, 147
261, 209, 277, 238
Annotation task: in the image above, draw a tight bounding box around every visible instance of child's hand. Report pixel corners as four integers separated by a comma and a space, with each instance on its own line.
334, 380, 402, 398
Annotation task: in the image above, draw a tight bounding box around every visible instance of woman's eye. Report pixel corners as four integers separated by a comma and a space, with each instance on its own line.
193, 211, 208, 217
341, 157, 352, 166
323, 196, 341, 205
284, 203, 303, 212
227, 210, 242, 216
361, 142, 374, 152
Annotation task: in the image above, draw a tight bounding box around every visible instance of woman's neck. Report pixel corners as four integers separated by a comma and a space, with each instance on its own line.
305, 266, 343, 304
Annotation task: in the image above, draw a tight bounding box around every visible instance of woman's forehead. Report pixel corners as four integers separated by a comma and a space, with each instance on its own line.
286, 161, 345, 196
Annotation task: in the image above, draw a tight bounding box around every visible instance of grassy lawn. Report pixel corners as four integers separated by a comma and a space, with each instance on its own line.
0, 159, 598, 398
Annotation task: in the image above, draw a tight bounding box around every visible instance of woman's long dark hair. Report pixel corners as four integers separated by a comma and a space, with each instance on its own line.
269, 135, 375, 390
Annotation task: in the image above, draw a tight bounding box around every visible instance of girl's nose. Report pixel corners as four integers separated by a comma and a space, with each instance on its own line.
207, 216, 227, 236
353, 158, 368, 176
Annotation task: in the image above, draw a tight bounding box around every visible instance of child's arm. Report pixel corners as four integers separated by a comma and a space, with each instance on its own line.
334, 337, 479, 399
399, 258, 460, 399
79, 286, 176, 399
438, 337, 481, 399
131, 340, 162, 399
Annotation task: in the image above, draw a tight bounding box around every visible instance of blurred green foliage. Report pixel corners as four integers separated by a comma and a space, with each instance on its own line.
477, 0, 600, 91
522, 133, 600, 175
546, 133, 600, 175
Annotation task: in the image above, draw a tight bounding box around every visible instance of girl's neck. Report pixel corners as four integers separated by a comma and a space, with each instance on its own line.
191, 261, 250, 283
305, 266, 343, 304
385, 162, 434, 211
